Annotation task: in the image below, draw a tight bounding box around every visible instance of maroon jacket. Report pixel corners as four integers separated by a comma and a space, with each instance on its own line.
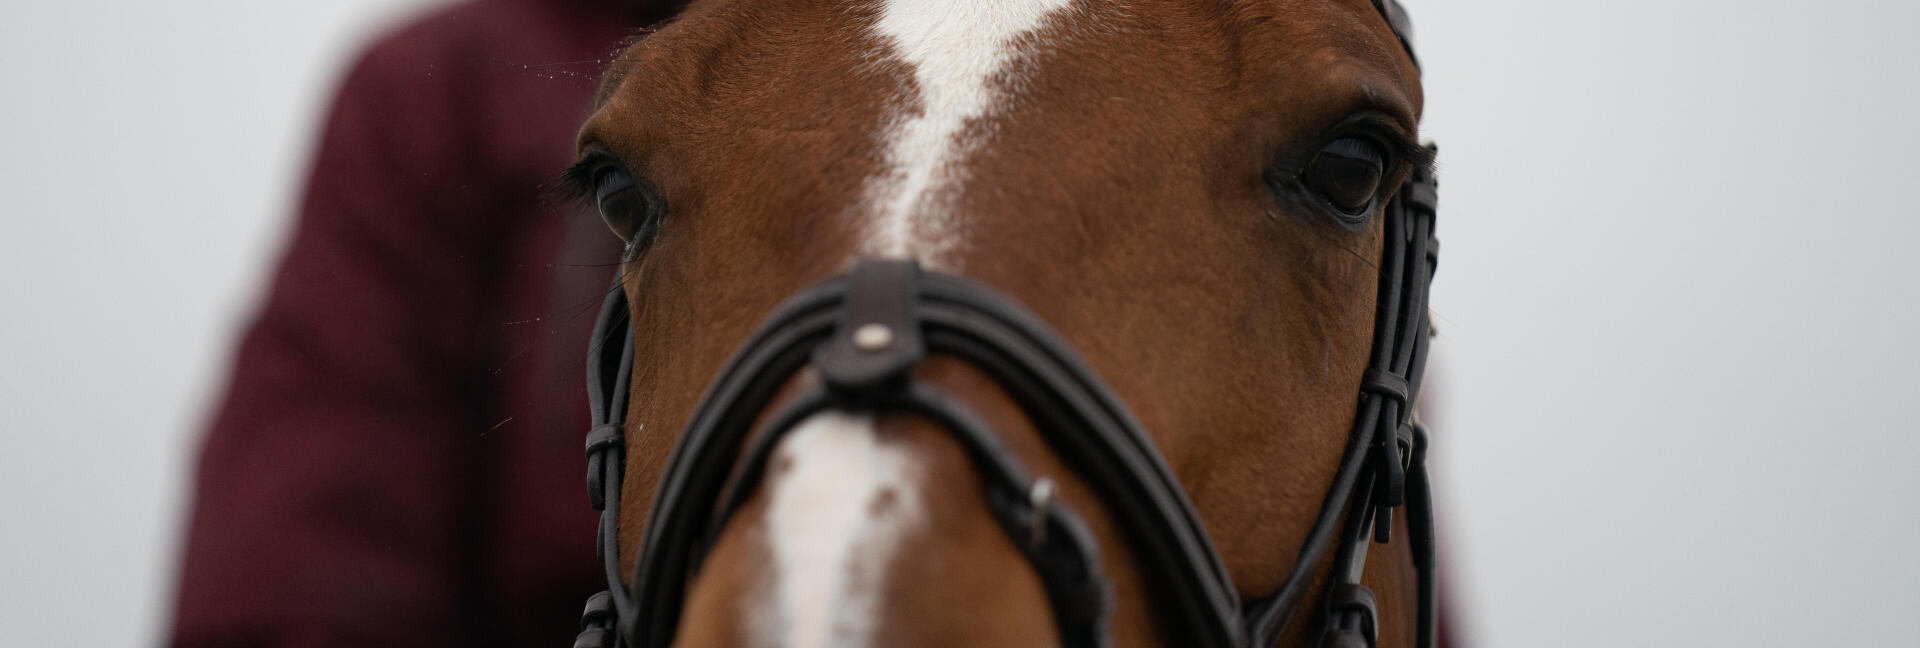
170, 1, 660, 645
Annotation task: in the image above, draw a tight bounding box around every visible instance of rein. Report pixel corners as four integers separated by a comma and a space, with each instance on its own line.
572, 2, 1437, 646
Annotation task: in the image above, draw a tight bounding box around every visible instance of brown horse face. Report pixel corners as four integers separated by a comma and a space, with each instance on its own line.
574, 0, 1423, 645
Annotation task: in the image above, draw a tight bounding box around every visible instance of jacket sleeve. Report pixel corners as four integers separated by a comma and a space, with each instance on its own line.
169, 18, 511, 647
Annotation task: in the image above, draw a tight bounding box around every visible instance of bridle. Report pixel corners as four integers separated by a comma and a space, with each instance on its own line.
571, 2, 1437, 647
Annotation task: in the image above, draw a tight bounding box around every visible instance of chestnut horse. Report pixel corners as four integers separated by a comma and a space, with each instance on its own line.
566, 0, 1437, 646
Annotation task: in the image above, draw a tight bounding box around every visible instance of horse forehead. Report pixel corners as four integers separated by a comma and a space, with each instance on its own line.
849, 0, 1392, 264
856, 0, 1082, 264
587, 0, 1410, 265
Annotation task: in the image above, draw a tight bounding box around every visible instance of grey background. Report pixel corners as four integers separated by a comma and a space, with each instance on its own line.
2, 0, 1915, 645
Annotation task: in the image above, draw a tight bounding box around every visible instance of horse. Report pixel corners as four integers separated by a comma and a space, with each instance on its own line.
564, 0, 1439, 646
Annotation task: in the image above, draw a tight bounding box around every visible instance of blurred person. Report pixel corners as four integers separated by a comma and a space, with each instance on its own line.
168, 0, 676, 644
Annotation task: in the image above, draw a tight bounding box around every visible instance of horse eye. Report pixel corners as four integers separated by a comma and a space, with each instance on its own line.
1303, 137, 1387, 216
593, 168, 651, 241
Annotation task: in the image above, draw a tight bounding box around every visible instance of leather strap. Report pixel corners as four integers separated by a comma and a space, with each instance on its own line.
610, 259, 1236, 647
812, 258, 926, 395
577, 278, 634, 648
1375, 0, 1418, 71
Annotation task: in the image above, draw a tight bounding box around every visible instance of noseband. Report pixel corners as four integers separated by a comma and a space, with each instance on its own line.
573, 3, 1436, 647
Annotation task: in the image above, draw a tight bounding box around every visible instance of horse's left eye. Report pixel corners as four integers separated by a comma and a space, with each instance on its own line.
1303, 137, 1387, 217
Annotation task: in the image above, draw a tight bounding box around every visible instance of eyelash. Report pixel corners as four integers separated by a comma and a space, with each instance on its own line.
557, 150, 619, 206
1323, 117, 1432, 178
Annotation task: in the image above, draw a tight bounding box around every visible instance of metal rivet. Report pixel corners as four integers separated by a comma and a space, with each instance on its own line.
1028, 478, 1056, 548
852, 323, 893, 352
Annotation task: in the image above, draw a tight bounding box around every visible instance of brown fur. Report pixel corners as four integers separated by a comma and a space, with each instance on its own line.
576, 0, 1424, 645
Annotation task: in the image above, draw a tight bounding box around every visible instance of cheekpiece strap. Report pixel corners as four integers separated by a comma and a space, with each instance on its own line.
1318, 584, 1381, 648
585, 424, 624, 512
1374, 0, 1418, 72
1359, 369, 1411, 416
573, 591, 616, 648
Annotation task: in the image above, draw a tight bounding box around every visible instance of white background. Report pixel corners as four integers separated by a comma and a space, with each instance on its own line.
2, 0, 1916, 646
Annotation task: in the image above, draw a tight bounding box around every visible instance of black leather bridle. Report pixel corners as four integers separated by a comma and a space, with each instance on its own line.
572, 3, 1436, 647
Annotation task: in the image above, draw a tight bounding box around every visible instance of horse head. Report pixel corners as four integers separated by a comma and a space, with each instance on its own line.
570, 1, 1436, 646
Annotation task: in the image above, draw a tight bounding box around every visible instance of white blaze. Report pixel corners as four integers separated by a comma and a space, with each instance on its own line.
760, 412, 924, 648
864, 0, 1076, 261
753, 4, 1078, 644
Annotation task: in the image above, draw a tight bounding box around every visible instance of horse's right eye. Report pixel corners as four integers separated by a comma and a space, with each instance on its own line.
593, 167, 661, 244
